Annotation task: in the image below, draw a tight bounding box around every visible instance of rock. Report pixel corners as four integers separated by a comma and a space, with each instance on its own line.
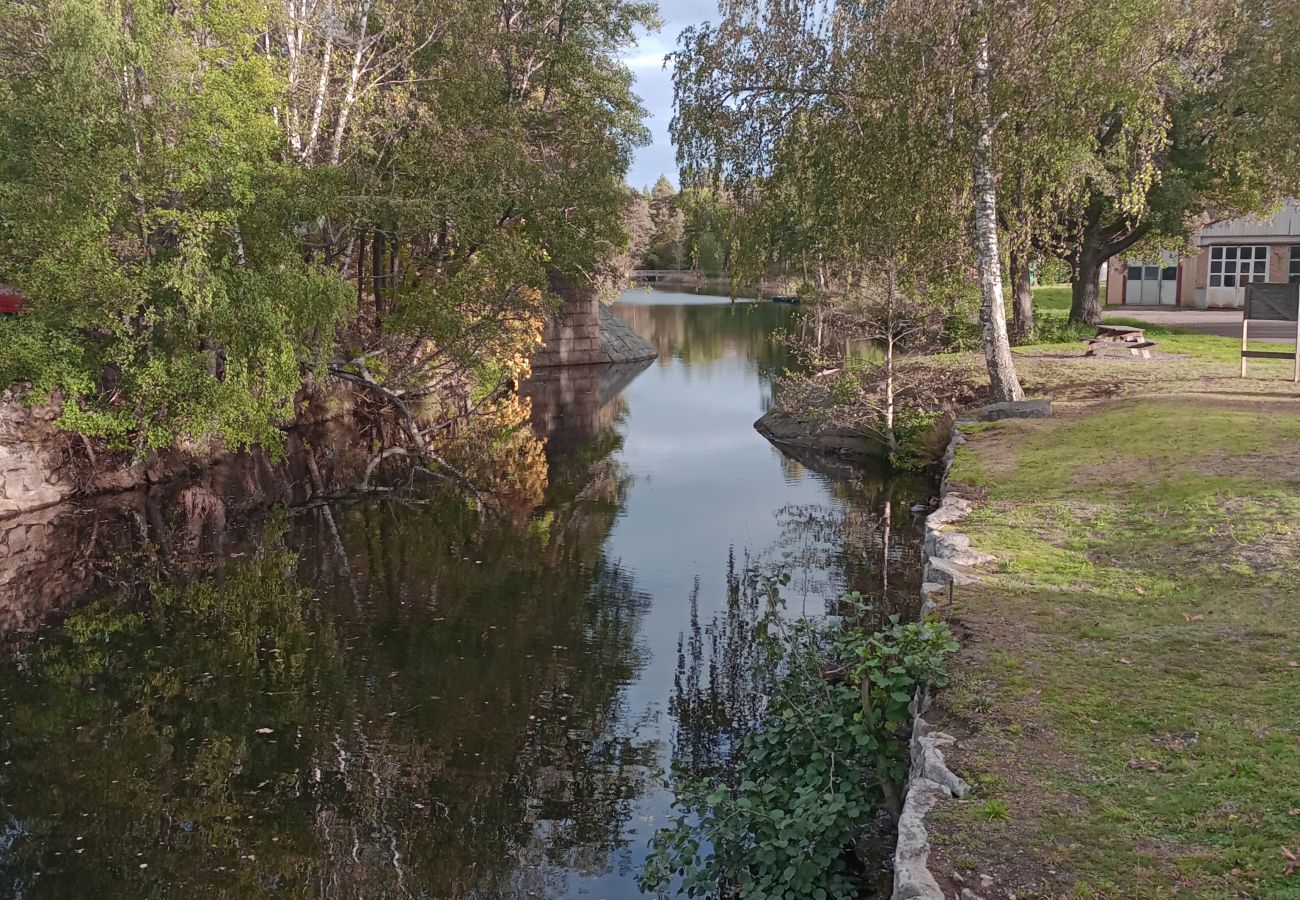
753, 409, 888, 461
891, 778, 950, 900
924, 556, 982, 586
910, 720, 972, 799
977, 399, 1052, 421
961, 890, 987, 900
927, 529, 994, 567
926, 494, 974, 528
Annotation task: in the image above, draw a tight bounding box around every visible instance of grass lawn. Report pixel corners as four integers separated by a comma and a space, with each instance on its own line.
917, 331, 1300, 899
1031, 283, 1112, 314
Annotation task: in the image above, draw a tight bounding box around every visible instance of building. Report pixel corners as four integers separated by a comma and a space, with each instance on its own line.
1106, 199, 1300, 309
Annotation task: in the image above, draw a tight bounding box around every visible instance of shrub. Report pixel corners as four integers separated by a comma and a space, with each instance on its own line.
640, 592, 958, 900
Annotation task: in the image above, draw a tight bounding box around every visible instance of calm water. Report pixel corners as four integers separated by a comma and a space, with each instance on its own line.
0, 290, 928, 898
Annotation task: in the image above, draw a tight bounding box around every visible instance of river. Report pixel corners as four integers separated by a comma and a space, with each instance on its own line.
0, 290, 929, 898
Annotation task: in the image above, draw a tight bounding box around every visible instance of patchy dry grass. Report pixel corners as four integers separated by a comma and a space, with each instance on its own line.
923, 378, 1300, 897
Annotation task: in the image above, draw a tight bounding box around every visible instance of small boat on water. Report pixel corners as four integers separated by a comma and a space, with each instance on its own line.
769, 294, 800, 304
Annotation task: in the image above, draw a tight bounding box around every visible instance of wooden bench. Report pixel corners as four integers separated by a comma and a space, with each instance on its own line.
1082, 325, 1158, 359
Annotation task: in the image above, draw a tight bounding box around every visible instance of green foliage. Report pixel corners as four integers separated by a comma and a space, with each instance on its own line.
973, 799, 1011, 822
1015, 313, 1094, 347
941, 316, 982, 353
640, 589, 958, 900
0, 0, 655, 453
889, 407, 944, 472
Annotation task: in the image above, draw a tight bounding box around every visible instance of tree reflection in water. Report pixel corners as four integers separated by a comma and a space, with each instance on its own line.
664, 473, 929, 853
0, 472, 658, 897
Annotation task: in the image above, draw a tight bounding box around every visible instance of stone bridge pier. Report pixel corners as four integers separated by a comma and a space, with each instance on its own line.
531, 273, 656, 369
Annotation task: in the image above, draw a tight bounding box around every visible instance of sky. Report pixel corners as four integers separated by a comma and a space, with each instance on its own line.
623, 0, 719, 191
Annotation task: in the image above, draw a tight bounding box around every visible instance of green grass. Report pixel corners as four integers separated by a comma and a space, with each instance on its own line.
1010, 313, 1287, 366
935, 398, 1300, 898
1031, 282, 1111, 313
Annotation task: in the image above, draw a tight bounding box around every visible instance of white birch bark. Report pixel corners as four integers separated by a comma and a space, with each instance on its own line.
970, 6, 1025, 403
329, 0, 371, 166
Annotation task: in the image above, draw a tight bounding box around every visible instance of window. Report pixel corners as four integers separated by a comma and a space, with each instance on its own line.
1161, 267, 1177, 281
1127, 265, 1143, 281
1290, 246, 1300, 284
1209, 245, 1269, 288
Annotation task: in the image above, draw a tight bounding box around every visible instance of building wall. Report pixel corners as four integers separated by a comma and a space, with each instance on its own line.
1105, 264, 1124, 305
1181, 250, 1202, 304
1268, 245, 1291, 284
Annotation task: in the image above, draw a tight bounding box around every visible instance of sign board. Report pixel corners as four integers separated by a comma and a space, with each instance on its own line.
1241, 283, 1300, 382
1244, 283, 1300, 322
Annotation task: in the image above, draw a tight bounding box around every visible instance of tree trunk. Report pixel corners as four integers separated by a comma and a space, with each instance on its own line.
1070, 248, 1104, 325
1009, 250, 1034, 339
356, 228, 367, 310
883, 331, 898, 456
372, 229, 386, 328
970, 14, 1025, 403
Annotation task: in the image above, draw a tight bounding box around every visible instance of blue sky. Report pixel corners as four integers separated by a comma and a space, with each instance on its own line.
624, 0, 719, 191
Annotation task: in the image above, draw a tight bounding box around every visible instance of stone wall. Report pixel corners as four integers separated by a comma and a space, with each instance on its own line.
0, 390, 77, 517
532, 274, 656, 369
893, 401, 1050, 900
0, 386, 360, 520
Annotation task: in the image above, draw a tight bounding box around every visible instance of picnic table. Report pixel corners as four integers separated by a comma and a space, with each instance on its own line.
1082, 324, 1158, 359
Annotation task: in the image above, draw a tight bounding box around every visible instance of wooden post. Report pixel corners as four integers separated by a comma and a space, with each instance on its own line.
1241, 317, 1249, 378
1294, 316, 1300, 383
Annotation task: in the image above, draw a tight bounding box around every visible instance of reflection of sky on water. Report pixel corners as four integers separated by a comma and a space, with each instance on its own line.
558, 293, 927, 898
0, 290, 926, 900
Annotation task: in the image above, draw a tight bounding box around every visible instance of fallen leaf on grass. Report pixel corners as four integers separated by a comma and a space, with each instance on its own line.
1182, 613, 1204, 622
1283, 846, 1298, 877
255, 728, 274, 735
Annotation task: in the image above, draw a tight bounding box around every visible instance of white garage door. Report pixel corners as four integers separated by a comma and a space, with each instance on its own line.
1124, 256, 1177, 305
1207, 245, 1268, 308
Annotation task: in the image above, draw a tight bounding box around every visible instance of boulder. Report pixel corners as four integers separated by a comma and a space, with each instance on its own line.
977, 398, 1052, 421
753, 409, 888, 461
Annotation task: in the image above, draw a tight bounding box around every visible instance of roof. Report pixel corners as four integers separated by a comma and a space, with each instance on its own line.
1196, 198, 1300, 245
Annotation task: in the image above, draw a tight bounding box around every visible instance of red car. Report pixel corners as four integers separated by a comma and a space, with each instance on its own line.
0, 284, 24, 314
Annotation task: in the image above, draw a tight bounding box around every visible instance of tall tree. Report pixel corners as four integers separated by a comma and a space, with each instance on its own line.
1017, 0, 1300, 323
671, 0, 1025, 400
0, 0, 657, 456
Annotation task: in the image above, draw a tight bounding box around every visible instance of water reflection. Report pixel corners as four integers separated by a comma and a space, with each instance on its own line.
0, 290, 929, 898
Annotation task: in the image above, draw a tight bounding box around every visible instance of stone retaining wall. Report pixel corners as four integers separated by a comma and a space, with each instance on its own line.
893, 400, 1049, 900
0, 391, 79, 517
892, 425, 982, 900
532, 274, 656, 368
0, 386, 357, 520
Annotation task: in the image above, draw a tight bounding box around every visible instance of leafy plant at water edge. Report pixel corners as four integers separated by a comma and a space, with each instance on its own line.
889, 407, 944, 472
640, 592, 958, 900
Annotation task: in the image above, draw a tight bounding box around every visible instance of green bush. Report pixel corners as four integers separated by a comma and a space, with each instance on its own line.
1019, 312, 1094, 346
890, 407, 944, 471
940, 315, 981, 352
640, 593, 958, 900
